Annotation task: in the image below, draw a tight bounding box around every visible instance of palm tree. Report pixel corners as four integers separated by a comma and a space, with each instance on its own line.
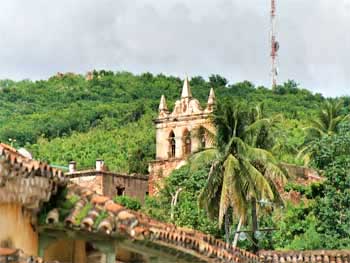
308, 100, 348, 136
190, 102, 286, 251
298, 100, 349, 164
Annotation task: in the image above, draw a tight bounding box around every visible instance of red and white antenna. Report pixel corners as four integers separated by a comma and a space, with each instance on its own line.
270, 0, 279, 89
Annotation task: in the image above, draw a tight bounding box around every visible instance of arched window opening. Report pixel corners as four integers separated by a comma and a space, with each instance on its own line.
199, 126, 206, 149
183, 130, 192, 156
169, 131, 176, 158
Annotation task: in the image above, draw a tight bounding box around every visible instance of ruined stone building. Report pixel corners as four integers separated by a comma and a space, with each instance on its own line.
148, 77, 216, 195
66, 160, 148, 203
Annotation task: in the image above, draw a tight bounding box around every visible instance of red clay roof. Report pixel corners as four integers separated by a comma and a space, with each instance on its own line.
259, 250, 350, 263
0, 143, 65, 183
43, 183, 259, 263
0, 143, 67, 209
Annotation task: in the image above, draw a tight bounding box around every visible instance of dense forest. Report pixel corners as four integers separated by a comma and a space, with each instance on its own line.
0, 71, 343, 172
1, 71, 350, 251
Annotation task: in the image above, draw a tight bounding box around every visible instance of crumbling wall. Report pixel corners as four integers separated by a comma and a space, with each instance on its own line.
0, 203, 38, 255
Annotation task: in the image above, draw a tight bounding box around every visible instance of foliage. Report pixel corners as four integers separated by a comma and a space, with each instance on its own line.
311, 122, 350, 170
3, 71, 350, 250
193, 101, 286, 227
299, 101, 349, 165
143, 164, 222, 237
141, 196, 169, 222
272, 202, 321, 250
0, 72, 332, 174
313, 150, 350, 248
93, 210, 109, 228
114, 195, 141, 211
284, 182, 325, 199
76, 203, 93, 225
273, 122, 350, 250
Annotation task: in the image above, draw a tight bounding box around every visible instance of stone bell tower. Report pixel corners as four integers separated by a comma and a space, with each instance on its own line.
148, 77, 216, 195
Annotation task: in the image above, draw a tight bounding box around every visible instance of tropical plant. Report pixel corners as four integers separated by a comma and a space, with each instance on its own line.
298, 100, 349, 165
189, 101, 286, 250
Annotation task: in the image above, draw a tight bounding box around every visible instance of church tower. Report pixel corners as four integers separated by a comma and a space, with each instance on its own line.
148, 77, 216, 195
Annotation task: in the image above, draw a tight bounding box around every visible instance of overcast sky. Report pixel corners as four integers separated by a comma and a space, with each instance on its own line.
0, 0, 349, 97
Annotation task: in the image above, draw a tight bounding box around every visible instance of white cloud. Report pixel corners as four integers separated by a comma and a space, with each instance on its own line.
0, 0, 348, 97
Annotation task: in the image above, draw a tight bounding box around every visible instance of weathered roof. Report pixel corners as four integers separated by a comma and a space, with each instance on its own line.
259, 250, 350, 263
0, 143, 65, 181
43, 183, 259, 263
0, 143, 67, 209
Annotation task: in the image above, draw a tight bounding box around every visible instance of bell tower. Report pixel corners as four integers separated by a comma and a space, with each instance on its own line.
148, 77, 216, 195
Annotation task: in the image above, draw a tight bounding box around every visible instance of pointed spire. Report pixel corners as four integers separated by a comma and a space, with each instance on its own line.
181, 76, 192, 98
207, 88, 216, 105
159, 95, 169, 112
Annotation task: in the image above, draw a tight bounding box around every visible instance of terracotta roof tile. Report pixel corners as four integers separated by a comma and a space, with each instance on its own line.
0, 143, 67, 209
42, 183, 259, 263
259, 251, 350, 263
0, 143, 66, 183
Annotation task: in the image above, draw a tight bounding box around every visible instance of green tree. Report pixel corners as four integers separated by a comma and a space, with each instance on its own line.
299, 100, 349, 164
308, 100, 348, 137
311, 122, 350, 248
191, 101, 286, 250
209, 74, 228, 88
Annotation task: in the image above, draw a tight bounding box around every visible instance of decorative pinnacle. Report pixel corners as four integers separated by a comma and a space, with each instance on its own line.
159, 95, 168, 112
207, 88, 216, 105
181, 76, 192, 98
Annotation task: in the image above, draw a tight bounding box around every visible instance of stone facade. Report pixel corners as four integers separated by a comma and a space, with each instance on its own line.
148, 77, 216, 195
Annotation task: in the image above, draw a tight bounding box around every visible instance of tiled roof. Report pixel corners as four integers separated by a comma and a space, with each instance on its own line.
0, 143, 65, 182
0, 143, 67, 209
43, 183, 259, 263
259, 250, 350, 263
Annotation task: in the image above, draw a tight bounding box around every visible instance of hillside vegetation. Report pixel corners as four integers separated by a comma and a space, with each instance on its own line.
0, 71, 346, 172
2, 71, 350, 251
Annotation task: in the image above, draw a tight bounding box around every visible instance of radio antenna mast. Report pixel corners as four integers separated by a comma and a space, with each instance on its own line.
270, 0, 279, 89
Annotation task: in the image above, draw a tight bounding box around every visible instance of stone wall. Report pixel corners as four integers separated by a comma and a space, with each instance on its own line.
103, 174, 148, 202
69, 172, 148, 203
71, 175, 104, 195
0, 204, 38, 256
148, 159, 185, 195
282, 163, 321, 180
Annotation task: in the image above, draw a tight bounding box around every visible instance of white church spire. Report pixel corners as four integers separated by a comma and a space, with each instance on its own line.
181, 76, 192, 98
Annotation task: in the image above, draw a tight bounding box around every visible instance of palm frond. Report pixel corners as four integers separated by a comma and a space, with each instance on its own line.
198, 160, 223, 215
188, 148, 219, 172
218, 154, 241, 225
240, 158, 274, 202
